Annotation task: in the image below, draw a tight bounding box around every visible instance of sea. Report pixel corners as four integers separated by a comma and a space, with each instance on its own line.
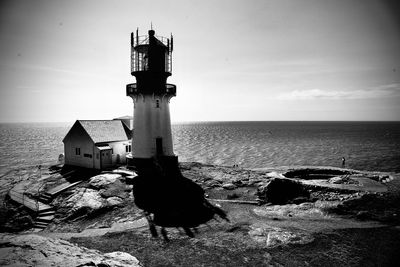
0, 121, 399, 178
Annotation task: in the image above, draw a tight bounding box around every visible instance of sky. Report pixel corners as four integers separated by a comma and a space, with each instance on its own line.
0, 0, 399, 123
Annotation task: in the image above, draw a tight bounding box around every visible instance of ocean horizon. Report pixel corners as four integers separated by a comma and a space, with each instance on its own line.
1, 121, 399, 177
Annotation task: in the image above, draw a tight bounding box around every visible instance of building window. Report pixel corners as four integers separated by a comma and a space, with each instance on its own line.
126, 145, 132, 152
84, 153, 92, 158
111, 149, 114, 154
156, 99, 160, 108
75, 148, 81, 155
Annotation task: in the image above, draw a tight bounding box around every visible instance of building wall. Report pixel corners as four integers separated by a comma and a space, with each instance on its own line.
132, 95, 174, 158
64, 121, 132, 170
94, 147, 101, 169
98, 141, 131, 165
63, 123, 95, 169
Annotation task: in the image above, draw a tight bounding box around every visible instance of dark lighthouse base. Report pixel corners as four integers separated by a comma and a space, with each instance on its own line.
126, 154, 229, 240
127, 155, 180, 176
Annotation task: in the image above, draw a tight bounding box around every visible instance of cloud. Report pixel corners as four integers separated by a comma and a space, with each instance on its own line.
277, 83, 400, 100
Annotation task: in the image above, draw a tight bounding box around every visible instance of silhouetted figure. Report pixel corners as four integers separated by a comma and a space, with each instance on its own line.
341, 157, 346, 168
131, 158, 229, 241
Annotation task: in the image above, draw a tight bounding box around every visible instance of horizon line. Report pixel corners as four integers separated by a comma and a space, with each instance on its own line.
1, 119, 400, 124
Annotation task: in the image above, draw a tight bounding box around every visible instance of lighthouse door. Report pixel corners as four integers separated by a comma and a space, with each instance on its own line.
156, 138, 163, 155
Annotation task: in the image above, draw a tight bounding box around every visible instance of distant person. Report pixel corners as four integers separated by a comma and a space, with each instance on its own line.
341, 157, 346, 168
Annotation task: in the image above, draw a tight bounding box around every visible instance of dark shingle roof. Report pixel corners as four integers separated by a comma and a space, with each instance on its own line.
78, 120, 129, 143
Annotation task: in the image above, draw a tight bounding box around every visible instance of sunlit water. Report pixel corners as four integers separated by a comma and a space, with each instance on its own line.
1, 121, 399, 178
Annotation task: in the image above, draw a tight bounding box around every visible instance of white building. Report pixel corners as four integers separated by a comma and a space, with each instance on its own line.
63, 120, 132, 170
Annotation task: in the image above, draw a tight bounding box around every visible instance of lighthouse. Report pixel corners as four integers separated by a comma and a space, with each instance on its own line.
126, 28, 178, 169
125, 29, 228, 236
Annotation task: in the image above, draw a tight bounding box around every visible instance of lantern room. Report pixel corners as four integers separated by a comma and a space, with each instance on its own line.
130, 29, 173, 75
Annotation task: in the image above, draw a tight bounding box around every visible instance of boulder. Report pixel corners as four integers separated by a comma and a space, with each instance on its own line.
222, 183, 237, 190
55, 182, 128, 220
89, 174, 129, 199
378, 175, 391, 182
257, 178, 310, 205
0, 234, 141, 267
67, 188, 104, 210
106, 196, 124, 207
99, 179, 129, 199
205, 180, 222, 188
89, 174, 122, 189
58, 188, 106, 219
328, 176, 345, 184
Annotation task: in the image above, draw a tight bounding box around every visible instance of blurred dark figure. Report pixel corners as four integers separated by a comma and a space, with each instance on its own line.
341, 157, 346, 168
131, 158, 228, 241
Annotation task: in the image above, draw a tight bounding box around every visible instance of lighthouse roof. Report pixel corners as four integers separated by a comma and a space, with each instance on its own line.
76, 120, 129, 143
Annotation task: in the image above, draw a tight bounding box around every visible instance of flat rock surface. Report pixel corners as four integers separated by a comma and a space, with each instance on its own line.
299, 177, 388, 192
0, 234, 141, 267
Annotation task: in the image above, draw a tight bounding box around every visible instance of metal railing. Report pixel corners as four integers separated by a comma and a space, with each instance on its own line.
7, 165, 44, 212
133, 35, 170, 47
126, 83, 176, 96
8, 188, 40, 212
130, 34, 173, 73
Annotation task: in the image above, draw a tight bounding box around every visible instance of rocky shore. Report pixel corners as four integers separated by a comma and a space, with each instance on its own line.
1, 162, 400, 266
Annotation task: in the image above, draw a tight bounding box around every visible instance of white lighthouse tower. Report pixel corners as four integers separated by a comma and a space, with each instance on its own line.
126, 28, 177, 169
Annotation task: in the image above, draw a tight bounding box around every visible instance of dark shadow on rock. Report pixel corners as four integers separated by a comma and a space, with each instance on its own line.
323, 193, 400, 224
131, 159, 229, 239
283, 168, 352, 180
1, 197, 35, 232
257, 178, 310, 205
57, 165, 100, 182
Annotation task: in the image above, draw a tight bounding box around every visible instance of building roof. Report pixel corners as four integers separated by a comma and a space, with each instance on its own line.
97, 145, 112, 150
113, 115, 133, 120
78, 120, 129, 143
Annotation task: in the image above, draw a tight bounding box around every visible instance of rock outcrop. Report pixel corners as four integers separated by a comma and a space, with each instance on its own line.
89, 174, 121, 188
0, 202, 34, 232
257, 178, 310, 204
54, 173, 131, 220
89, 173, 130, 199
0, 234, 141, 267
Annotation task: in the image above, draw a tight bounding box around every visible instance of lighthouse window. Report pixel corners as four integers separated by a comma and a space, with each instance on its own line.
156, 99, 160, 108
75, 148, 81, 156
